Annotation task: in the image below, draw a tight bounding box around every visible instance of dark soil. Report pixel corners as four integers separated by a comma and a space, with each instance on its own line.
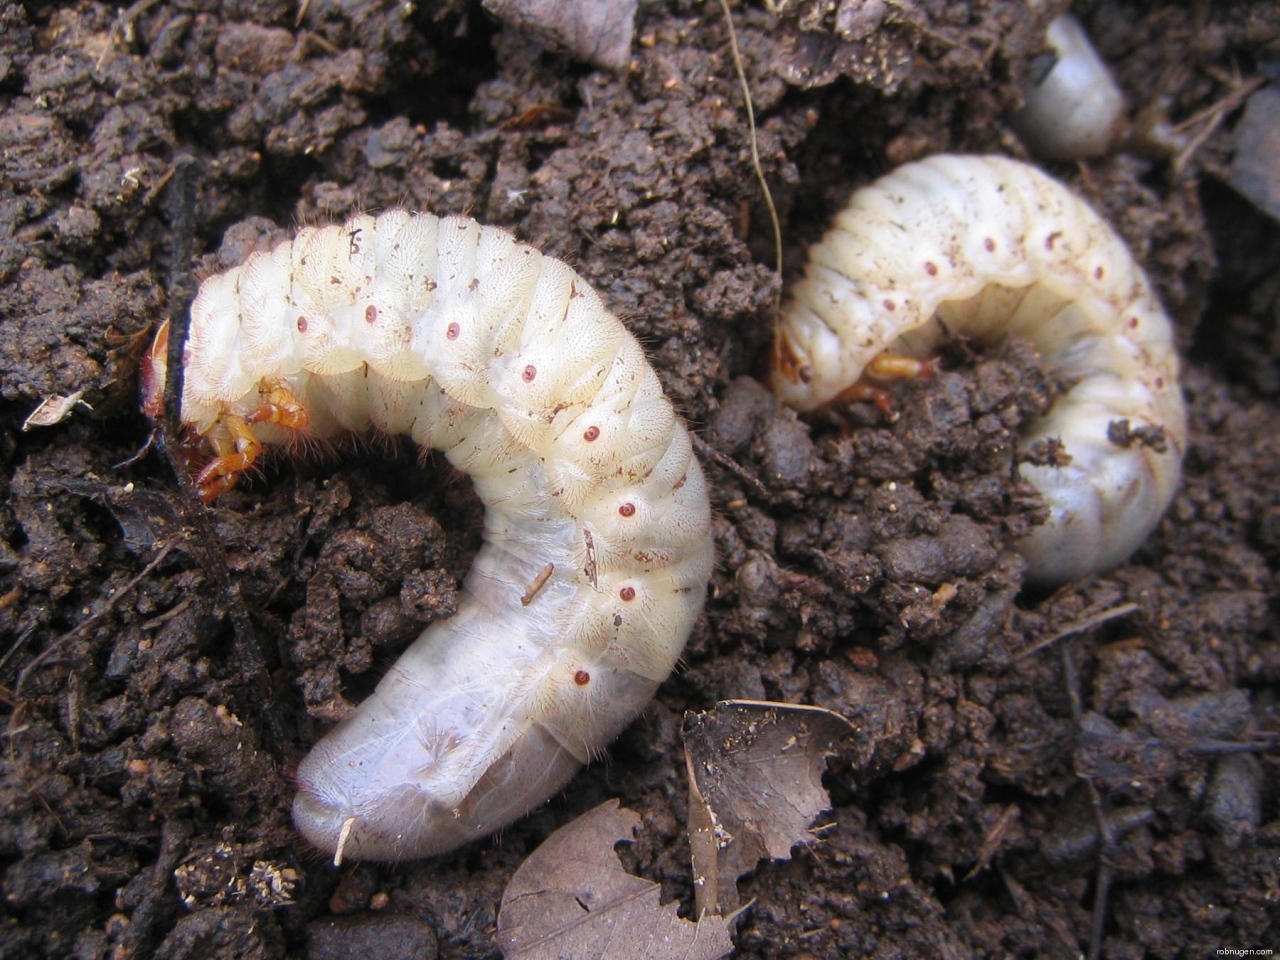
1, 1, 1277, 957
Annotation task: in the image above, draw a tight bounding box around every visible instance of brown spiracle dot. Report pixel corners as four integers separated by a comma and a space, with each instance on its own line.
924, 262, 938, 276
446, 322, 460, 340
619, 586, 636, 601
297, 316, 309, 333
365, 305, 378, 324
618, 502, 636, 517
583, 425, 600, 442
522, 365, 537, 382
573, 670, 590, 686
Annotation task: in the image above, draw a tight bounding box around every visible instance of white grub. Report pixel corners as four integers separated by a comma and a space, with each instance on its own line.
164, 211, 714, 861
1009, 13, 1128, 160
773, 154, 1186, 586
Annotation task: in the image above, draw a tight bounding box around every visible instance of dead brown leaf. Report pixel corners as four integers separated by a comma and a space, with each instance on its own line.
22, 390, 89, 430
483, 0, 638, 71
497, 800, 734, 960
682, 699, 854, 915
1228, 84, 1280, 222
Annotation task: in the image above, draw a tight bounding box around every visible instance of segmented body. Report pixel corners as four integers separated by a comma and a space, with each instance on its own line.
773, 154, 1185, 585
155, 211, 714, 861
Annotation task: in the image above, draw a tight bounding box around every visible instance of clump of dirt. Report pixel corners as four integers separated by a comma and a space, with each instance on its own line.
0, 1, 1276, 958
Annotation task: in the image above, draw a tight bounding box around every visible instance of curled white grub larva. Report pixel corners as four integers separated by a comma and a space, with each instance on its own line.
146, 211, 714, 861
1009, 13, 1127, 160
773, 154, 1186, 586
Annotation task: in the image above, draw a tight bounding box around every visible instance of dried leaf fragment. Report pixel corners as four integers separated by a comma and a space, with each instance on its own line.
23, 390, 89, 430
497, 800, 733, 960
1228, 85, 1280, 223
483, 0, 638, 71
682, 700, 853, 915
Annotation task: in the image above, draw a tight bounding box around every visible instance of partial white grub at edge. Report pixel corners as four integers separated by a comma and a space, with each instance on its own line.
773, 154, 1185, 586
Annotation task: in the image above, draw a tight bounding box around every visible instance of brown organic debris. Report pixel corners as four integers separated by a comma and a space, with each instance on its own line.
682, 699, 854, 915
21, 390, 89, 430
483, 0, 638, 71
497, 800, 733, 960
1227, 84, 1280, 222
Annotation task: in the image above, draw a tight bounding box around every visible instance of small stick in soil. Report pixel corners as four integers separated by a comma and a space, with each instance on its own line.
110, 816, 191, 960
691, 433, 771, 501
1015, 601, 1139, 661
1062, 643, 1115, 960
717, 0, 782, 307
8, 545, 173, 708
964, 803, 1021, 881
99, 0, 163, 70
1170, 68, 1264, 176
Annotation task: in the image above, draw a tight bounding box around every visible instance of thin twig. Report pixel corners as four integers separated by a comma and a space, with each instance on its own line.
11, 545, 173, 706
1062, 643, 1114, 960
718, 0, 783, 307
1171, 71, 1264, 176
97, 0, 163, 70
691, 433, 771, 501
1083, 775, 1116, 960
0, 621, 37, 679
1016, 601, 1139, 661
